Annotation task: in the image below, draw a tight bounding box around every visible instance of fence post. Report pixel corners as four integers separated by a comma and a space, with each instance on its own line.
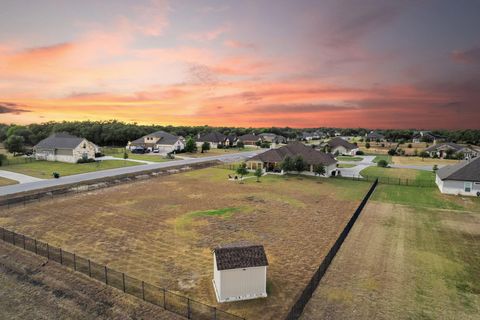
88, 259, 91, 277
12, 232, 15, 245
1, 227, 4, 241
73, 253, 76, 271
104, 266, 108, 285
213, 307, 217, 320
187, 298, 191, 319
142, 281, 145, 300
122, 273, 126, 292
163, 288, 166, 309
23, 235, 26, 250
47, 243, 50, 259
34, 239, 37, 254
60, 248, 63, 264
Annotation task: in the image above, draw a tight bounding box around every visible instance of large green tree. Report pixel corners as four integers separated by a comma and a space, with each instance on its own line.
5, 135, 25, 155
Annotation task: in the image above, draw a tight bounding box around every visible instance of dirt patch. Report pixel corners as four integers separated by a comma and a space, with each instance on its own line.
0, 242, 181, 320
0, 167, 370, 319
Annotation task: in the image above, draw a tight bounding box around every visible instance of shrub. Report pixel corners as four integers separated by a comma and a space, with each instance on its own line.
433, 164, 438, 172
77, 158, 96, 163
237, 141, 245, 148
356, 150, 365, 155
0, 154, 6, 166
52, 172, 60, 179
407, 143, 412, 148
377, 159, 388, 167
365, 142, 371, 149
387, 149, 396, 156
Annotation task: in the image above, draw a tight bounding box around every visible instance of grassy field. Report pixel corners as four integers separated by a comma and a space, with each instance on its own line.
356, 141, 398, 155
0, 167, 371, 319
360, 166, 435, 184
392, 156, 460, 166
103, 148, 174, 162
372, 155, 392, 164
0, 177, 18, 186
301, 199, 480, 319
337, 163, 356, 168
1, 160, 142, 179
184, 147, 257, 158
337, 156, 362, 162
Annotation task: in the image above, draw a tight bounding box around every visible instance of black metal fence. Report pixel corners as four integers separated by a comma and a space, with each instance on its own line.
338, 174, 435, 187
0, 156, 35, 166
0, 227, 243, 320
284, 179, 378, 320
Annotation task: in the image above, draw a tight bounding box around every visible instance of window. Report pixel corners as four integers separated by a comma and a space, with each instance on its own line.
464, 182, 472, 193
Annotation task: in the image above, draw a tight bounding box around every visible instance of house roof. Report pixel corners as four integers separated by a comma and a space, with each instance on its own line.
226, 134, 237, 143
197, 132, 227, 143
366, 131, 384, 139
248, 142, 337, 166
424, 142, 469, 153
34, 132, 85, 149
214, 244, 268, 271
437, 157, 480, 182
132, 131, 181, 146
238, 133, 259, 141
327, 137, 358, 151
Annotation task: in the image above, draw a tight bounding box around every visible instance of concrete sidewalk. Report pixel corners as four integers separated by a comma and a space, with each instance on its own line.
0, 170, 44, 184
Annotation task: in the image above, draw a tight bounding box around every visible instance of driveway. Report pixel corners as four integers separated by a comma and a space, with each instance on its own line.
0, 150, 263, 197
0, 170, 44, 184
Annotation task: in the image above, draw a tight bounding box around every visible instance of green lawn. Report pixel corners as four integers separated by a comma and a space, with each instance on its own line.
337, 163, 356, 168
337, 156, 363, 162
372, 155, 393, 164
360, 166, 435, 185
0, 177, 18, 186
1, 160, 142, 179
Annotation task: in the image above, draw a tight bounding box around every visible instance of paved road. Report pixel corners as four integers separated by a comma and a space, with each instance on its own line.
0, 150, 262, 197
97, 155, 156, 164
0, 170, 44, 183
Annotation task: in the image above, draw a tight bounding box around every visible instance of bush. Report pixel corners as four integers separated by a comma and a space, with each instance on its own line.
237, 141, 245, 148
433, 164, 438, 172
407, 143, 412, 148
0, 154, 6, 166
356, 150, 365, 155
52, 172, 60, 179
77, 158, 96, 163
377, 159, 388, 167
365, 142, 371, 149
94, 152, 104, 157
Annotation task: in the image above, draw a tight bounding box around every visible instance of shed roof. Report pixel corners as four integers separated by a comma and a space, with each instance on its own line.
35, 132, 85, 149
214, 244, 268, 271
437, 157, 480, 182
248, 142, 337, 166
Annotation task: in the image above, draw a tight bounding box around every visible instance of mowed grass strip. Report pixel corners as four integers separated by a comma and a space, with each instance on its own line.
337, 156, 363, 162
360, 166, 435, 184
0, 177, 18, 186
372, 155, 392, 164
1, 160, 142, 179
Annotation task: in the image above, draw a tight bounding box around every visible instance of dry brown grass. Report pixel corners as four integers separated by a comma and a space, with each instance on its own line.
0, 177, 17, 186
392, 156, 460, 166
0, 167, 370, 319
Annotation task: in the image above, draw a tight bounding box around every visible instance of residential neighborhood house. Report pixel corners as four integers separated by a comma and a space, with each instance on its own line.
237, 133, 260, 146
128, 131, 185, 154
258, 133, 287, 145
246, 142, 338, 176
424, 143, 478, 160
366, 131, 385, 141
196, 132, 231, 148
213, 244, 268, 303
34, 132, 96, 163
412, 131, 446, 144
435, 157, 480, 196
327, 137, 360, 156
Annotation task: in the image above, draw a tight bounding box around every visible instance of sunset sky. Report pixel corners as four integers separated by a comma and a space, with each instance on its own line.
1, 0, 479, 129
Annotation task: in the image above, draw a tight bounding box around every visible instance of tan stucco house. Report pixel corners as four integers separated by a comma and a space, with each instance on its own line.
34, 132, 96, 163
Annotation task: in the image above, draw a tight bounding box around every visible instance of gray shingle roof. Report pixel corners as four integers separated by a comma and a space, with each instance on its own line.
34, 132, 85, 149
214, 244, 268, 271
197, 132, 227, 143
424, 142, 467, 153
238, 133, 259, 142
148, 131, 182, 145
248, 142, 337, 166
327, 137, 358, 151
437, 157, 480, 182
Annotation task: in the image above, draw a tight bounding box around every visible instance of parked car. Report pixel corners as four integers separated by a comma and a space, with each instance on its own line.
153, 149, 159, 153
131, 147, 145, 154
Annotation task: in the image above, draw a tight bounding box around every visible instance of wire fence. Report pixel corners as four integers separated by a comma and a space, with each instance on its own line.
337, 174, 436, 187
284, 179, 378, 320
0, 227, 244, 320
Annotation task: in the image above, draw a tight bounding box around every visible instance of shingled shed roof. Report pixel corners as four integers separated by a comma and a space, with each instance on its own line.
35, 132, 85, 149
248, 142, 337, 166
437, 157, 480, 182
214, 244, 268, 271
327, 137, 358, 151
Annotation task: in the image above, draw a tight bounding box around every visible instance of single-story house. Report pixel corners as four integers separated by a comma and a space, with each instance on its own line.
246, 142, 338, 176
226, 134, 238, 147
238, 133, 260, 146
436, 157, 480, 196
196, 132, 230, 148
327, 137, 359, 156
412, 131, 446, 144
34, 132, 96, 163
258, 133, 287, 145
424, 143, 478, 160
366, 131, 385, 141
213, 244, 268, 303
128, 131, 185, 154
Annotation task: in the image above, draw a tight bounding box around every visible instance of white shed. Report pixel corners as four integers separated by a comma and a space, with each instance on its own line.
212, 244, 268, 303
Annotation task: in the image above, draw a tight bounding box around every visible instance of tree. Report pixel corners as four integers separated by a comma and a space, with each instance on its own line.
432, 164, 438, 172
4, 135, 25, 156
254, 168, 262, 182
236, 162, 249, 179
123, 150, 128, 163
293, 155, 307, 173
419, 151, 429, 160
445, 148, 455, 159
201, 142, 210, 153
407, 143, 412, 148
237, 140, 245, 149
365, 142, 371, 149
377, 159, 388, 167
184, 137, 197, 153
387, 148, 396, 156
313, 163, 326, 176
455, 152, 464, 160
280, 156, 295, 172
